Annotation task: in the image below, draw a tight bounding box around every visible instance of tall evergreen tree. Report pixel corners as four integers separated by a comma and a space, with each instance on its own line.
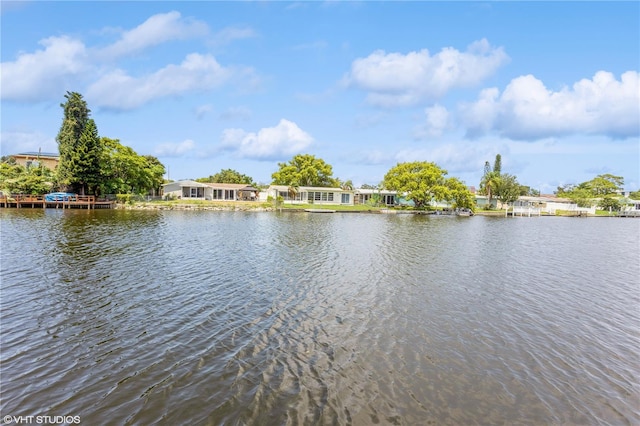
73, 119, 102, 195
483, 161, 491, 176
56, 91, 91, 192
480, 154, 503, 208
493, 154, 502, 175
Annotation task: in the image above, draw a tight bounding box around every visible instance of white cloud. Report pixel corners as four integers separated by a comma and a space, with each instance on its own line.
360, 150, 388, 165
194, 104, 214, 120
220, 119, 313, 160
0, 35, 89, 101
1, 12, 257, 107
344, 39, 508, 107
413, 104, 451, 139
154, 139, 196, 157
210, 26, 257, 46
86, 53, 244, 109
460, 71, 640, 140
99, 11, 209, 59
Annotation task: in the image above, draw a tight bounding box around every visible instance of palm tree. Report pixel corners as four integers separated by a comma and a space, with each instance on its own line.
287, 185, 299, 202
481, 171, 500, 208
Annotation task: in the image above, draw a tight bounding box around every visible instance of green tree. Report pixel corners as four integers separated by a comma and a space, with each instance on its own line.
582, 174, 624, 196
519, 185, 540, 196
556, 184, 575, 196
479, 154, 503, 208
480, 171, 500, 207
629, 190, 640, 200
271, 154, 335, 187
493, 154, 502, 174
0, 162, 55, 195
196, 168, 255, 186
70, 118, 102, 195
383, 161, 450, 209
599, 196, 621, 211
494, 173, 521, 206
446, 177, 475, 210
562, 187, 594, 208
334, 178, 354, 190
0, 162, 25, 193
143, 155, 167, 196
56, 91, 92, 191
98, 138, 165, 195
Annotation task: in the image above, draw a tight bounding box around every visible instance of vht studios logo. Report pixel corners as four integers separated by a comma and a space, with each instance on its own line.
3, 416, 81, 425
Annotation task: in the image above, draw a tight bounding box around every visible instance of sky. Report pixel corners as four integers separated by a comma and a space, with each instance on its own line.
1, 1, 639, 193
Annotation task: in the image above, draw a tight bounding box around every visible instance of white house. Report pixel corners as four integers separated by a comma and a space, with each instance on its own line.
162, 180, 260, 201
162, 180, 209, 199
353, 188, 398, 206
262, 185, 354, 205
513, 195, 596, 215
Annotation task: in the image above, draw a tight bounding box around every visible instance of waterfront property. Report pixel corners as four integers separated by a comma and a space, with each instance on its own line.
261, 185, 355, 206
161, 180, 260, 201
513, 195, 596, 215
353, 188, 398, 206
9, 152, 60, 171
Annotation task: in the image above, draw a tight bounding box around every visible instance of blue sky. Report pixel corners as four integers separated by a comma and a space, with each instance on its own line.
1, 1, 639, 192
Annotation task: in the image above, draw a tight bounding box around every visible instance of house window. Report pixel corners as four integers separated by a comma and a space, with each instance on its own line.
189, 187, 204, 198
314, 192, 321, 201
341, 193, 350, 204
328, 193, 334, 202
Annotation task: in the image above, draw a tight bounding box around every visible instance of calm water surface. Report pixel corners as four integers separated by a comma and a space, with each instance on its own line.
1, 209, 639, 425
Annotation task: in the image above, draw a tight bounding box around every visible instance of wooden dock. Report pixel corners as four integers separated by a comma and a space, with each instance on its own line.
619, 210, 640, 218
0, 194, 114, 209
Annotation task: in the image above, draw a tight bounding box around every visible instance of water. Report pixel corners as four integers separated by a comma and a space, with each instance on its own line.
1, 209, 639, 425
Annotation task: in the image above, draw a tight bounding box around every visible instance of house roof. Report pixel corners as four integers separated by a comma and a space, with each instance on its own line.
204, 183, 256, 190
161, 180, 209, 188
13, 152, 60, 158
354, 188, 397, 195
268, 185, 348, 192
518, 195, 573, 203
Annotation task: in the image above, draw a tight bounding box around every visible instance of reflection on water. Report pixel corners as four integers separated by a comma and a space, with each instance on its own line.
1, 209, 639, 425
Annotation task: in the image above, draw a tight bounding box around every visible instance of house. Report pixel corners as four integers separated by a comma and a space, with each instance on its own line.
161, 180, 260, 201
207, 183, 259, 201
353, 188, 398, 206
474, 195, 499, 209
10, 152, 60, 170
262, 185, 355, 205
513, 195, 596, 215
162, 180, 209, 199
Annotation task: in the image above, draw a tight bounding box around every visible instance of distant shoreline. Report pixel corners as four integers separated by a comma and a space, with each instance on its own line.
112, 202, 620, 217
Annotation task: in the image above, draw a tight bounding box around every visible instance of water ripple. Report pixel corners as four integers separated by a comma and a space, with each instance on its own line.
1, 211, 638, 424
